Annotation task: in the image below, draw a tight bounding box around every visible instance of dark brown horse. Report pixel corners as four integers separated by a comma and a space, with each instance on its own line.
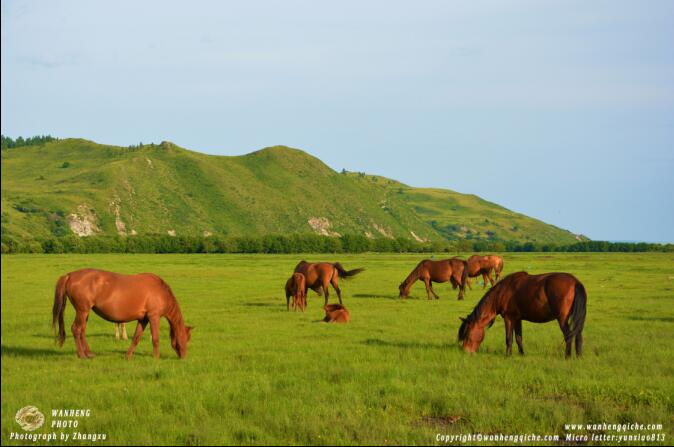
458, 271, 586, 357
52, 269, 193, 359
294, 261, 364, 306
465, 254, 504, 289
398, 258, 468, 300
285, 272, 307, 311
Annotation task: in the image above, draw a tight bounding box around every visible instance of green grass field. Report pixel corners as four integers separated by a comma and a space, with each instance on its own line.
1, 253, 672, 445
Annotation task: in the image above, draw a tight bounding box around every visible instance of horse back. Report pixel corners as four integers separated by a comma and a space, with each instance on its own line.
506, 272, 579, 322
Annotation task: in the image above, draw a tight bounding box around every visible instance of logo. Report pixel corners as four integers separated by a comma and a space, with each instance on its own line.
15, 406, 45, 431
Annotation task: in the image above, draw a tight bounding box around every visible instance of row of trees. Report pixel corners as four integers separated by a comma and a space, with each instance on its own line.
1, 135, 57, 149
1, 234, 672, 254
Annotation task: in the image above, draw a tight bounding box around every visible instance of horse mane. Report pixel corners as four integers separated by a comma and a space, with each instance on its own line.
402, 259, 429, 288
457, 277, 508, 341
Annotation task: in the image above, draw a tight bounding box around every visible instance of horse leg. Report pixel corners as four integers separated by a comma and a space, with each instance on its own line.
466, 277, 473, 290
481, 273, 489, 289
330, 277, 343, 305
488, 270, 495, 287
71, 311, 88, 359
121, 323, 128, 340
149, 316, 161, 359
126, 318, 148, 359
422, 278, 433, 300
114, 323, 120, 340
504, 317, 514, 356
80, 312, 95, 358
515, 320, 524, 355
558, 320, 573, 358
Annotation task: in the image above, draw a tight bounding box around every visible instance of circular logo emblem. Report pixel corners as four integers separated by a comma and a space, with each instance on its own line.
15, 406, 45, 431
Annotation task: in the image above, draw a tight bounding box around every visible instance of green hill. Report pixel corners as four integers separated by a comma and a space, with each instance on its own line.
0, 138, 583, 244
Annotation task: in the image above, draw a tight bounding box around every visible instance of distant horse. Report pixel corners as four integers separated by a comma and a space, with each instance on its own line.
465, 255, 504, 289
285, 273, 307, 311
458, 271, 587, 357
294, 261, 364, 306
323, 304, 350, 323
398, 258, 467, 300
52, 269, 193, 359
114, 323, 128, 340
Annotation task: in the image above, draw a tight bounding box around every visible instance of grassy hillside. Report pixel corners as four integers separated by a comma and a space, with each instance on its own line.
1, 139, 581, 244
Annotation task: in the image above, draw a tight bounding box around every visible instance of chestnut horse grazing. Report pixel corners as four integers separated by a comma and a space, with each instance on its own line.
294, 261, 364, 306
465, 255, 504, 289
52, 269, 193, 359
398, 258, 467, 300
458, 272, 587, 357
285, 273, 307, 311
323, 304, 350, 323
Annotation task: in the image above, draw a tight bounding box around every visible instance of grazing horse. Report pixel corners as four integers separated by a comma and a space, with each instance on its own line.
114, 323, 128, 340
285, 273, 307, 311
293, 261, 364, 306
52, 269, 193, 359
465, 255, 504, 289
323, 304, 350, 323
458, 271, 587, 357
398, 258, 468, 300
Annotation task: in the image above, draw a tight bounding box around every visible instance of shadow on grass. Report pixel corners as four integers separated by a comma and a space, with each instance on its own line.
626, 315, 674, 323
352, 293, 401, 300
1, 344, 70, 357
363, 338, 457, 351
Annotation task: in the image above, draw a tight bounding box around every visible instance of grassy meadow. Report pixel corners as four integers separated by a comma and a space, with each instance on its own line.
1, 253, 673, 445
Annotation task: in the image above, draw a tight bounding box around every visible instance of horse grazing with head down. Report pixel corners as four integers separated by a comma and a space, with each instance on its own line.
52, 269, 193, 359
285, 272, 307, 311
465, 255, 504, 289
293, 261, 364, 306
398, 258, 467, 300
458, 271, 587, 357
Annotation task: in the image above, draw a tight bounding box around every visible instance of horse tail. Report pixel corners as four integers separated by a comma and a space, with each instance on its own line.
52, 273, 69, 346
460, 260, 468, 291
334, 263, 364, 279
568, 281, 587, 340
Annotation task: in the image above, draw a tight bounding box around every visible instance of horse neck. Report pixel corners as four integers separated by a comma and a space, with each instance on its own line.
471, 287, 501, 326
403, 269, 420, 290
165, 297, 185, 332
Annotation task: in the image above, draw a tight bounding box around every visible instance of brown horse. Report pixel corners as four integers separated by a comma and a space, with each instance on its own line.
285, 273, 307, 311
465, 255, 504, 289
458, 271, 587, 357
52, 269, 193, 359
323, 304, 350, 323
398, 258, 467, 300
293, 261, 364, 306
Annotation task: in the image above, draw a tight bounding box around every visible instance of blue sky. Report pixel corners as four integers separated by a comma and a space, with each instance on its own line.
2, 1, 673, 242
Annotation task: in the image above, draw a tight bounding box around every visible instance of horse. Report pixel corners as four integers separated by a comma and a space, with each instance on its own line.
323, 304, 350, 323
465, 255, 504, 289
114, 323, 128, 340
52, 268, 193, 359
293, 261, 364, 306
458, 271, 587, 357
285, 273, 307, 311
398, 258, 467, 300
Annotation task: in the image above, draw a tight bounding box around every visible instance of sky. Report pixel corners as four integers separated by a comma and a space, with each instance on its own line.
2, 0, 673, 242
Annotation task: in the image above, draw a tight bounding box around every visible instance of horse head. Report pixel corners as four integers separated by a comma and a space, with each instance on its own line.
170, 324, 193, 359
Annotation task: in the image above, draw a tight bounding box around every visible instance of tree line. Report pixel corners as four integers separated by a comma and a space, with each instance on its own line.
1, 134, 57, 149
1, 234, 671, 254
